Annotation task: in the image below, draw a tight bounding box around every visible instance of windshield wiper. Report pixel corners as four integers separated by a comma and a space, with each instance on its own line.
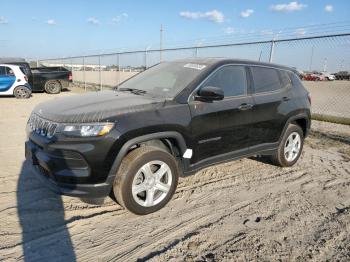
118, 87, 147, 95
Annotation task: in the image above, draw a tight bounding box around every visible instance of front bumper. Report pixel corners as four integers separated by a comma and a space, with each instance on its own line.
26, 159, 113, 197
25, 129, 122, 198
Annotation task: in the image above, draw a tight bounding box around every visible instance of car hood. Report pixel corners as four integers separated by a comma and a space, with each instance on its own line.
33, 90, 164, 123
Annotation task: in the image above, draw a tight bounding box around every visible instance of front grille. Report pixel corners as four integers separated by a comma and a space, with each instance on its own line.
28, 114, 58, 138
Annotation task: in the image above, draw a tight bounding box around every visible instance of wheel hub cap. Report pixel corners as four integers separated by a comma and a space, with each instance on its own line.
284, 132, 301, 162
132, 160, 172, 207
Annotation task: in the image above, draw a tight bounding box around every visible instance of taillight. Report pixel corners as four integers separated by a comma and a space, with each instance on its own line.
308, 93, 311, 105
24, 75, 28, 82
68, 72, 72, 81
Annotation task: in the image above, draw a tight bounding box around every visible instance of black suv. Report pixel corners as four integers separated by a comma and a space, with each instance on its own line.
25, 58, 311, 215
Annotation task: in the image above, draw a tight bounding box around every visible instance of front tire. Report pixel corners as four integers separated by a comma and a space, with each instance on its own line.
113, 146, 179, 215
13, 86, 31, 99
45, 80, 62, 94
270, 124, 304, 167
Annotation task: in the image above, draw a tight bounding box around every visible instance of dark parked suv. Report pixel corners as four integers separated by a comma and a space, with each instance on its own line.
25, 58, 311, 214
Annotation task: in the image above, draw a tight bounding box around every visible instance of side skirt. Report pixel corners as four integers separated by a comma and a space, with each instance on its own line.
181, 143, 278, 177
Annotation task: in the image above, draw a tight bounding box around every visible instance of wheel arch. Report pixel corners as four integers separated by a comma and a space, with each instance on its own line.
280, 113, 311, 142
105, 131, 189, 189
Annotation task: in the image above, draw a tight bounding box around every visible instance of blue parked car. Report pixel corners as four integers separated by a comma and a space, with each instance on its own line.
0, 64, 31, 98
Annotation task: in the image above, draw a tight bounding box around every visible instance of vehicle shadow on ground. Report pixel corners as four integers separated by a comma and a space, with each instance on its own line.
17, 161, 76, 261
249, 155, 275, 166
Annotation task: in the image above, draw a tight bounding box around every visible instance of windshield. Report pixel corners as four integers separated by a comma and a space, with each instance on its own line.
117, 62, 207, 98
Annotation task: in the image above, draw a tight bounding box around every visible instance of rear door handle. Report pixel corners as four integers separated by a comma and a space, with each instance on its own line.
282, 96, 290, 102
238, 103, 253, 111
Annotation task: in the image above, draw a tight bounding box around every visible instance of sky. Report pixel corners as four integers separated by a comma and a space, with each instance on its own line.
0, 0, 349, 61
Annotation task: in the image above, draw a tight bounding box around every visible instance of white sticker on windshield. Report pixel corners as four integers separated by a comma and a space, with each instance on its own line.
184, 63, 206, 70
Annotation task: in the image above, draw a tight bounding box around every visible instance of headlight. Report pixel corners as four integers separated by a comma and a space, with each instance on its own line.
59, 123, 114, 137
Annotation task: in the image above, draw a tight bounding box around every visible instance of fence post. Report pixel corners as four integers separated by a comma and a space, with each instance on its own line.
144, 49, 147, 69
117, 53, 120, 88
98, 55, 102, 91
194, 47, 198, 57
309, 45, 314, 71
269, 40, 275, 63
83, 57, 86, 91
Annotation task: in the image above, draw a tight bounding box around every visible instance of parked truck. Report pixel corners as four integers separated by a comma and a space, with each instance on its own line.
0, 58, 72, 94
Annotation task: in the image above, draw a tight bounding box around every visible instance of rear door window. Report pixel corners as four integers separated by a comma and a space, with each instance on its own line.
251, 67, 281, 93
201, 65, 247, 97
5, 67, 15, 76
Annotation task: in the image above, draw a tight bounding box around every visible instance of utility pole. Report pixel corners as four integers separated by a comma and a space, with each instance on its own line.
160, 24, 163, 62
323, 58, 327, 72
309, 45, 314, 71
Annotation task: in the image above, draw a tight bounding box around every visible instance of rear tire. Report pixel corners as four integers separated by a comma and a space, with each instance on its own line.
112, 146, 179, 215
13, 86, 31, 99
270, 124, 304, 167
45, 80, 62, 94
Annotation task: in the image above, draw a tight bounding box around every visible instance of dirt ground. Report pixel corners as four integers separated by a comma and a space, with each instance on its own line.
0, 90, 349, 261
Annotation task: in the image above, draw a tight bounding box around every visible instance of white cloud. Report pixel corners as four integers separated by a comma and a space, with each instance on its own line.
224, 27, 235, 34
295, 28, 306, 35
112, 13, 128, 24
270, 2, 307, 12
46, 19, 56, 25
240, 9, 254, 18
180, 9, 224, 23
87, 17, 100, 25
0, 16, 8, 24
324, 5, 333, 12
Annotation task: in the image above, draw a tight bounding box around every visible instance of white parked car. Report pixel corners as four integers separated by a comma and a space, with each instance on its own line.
321, 72, 336, 81
0, 64, 32, 98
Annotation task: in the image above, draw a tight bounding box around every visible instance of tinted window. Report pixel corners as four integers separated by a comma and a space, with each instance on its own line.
280, 70, 292, 89
201, 65, 247, 97
0, 66, 5, 76
5, 67, 14, 76
251, 67, 281, 93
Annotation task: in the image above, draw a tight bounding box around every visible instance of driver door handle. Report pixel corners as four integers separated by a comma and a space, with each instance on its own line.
238, 103, 253, 111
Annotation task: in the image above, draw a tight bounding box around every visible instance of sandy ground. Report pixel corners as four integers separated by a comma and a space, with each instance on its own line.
0, 90, 349, 261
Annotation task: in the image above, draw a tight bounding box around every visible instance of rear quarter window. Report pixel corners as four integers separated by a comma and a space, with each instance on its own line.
279, 70, 292, 89
251, 66, 281, 93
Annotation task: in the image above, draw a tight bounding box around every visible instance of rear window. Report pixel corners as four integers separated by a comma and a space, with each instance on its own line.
20, 67, 27, 75
251, 67, 281, 93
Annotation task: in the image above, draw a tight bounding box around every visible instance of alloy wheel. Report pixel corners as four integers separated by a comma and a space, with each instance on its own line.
284, 132, 301, 162
132, 160, 172, 207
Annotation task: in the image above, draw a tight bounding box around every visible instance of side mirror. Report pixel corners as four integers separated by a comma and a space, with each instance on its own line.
195, 86, 224, 102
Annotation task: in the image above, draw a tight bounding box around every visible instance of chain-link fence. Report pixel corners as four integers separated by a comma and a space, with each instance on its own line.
39, 33, 350, 123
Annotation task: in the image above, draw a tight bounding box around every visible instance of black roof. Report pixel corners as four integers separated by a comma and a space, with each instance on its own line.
173, 57, 293, 71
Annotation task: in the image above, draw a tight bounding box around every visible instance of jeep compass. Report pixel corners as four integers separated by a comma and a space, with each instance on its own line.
25, 58, 311, 215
